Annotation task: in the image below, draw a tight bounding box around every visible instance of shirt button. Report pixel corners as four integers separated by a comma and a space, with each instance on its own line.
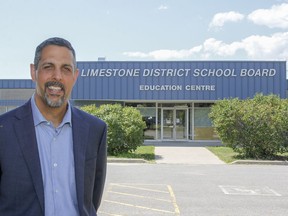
55, 189, 59, 193
53, 163, 58, 167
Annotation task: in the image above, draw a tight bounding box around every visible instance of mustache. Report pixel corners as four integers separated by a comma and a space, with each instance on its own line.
45, 81, 65, 91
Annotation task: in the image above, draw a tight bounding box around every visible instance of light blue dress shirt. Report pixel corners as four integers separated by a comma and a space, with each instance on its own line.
31, 95, 79, 216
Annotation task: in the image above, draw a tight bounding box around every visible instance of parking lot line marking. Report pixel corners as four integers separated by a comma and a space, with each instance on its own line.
108, 190, 172, 202
266, 188, 282, 197
167, 185, 181, 216
219, 185, 282, 196
104, 200, 176, 214
98, 211, 124, 216
111, 183, 169, 193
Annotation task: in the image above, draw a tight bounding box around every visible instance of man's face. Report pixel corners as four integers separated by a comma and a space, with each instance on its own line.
30, 45, 79, 108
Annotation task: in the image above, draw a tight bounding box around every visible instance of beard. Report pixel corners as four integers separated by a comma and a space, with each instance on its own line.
37, 81, 66, 108
44, 92, 65, 108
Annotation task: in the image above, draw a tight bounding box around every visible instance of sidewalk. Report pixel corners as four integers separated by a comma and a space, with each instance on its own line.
155, 146, 225, 164
147, 140, 225, 165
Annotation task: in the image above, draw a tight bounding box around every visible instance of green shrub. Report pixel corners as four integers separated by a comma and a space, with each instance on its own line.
209, 94, 288, 159
81, 104, 146, 155
122, 106, 146, 152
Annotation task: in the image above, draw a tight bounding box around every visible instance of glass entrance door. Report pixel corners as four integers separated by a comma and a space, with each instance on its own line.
161, 108, 188, 140
175, 109, 187, 139
162, 109, 174, 139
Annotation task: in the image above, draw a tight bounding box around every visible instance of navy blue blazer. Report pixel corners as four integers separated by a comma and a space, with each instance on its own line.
0, 100, 107, 216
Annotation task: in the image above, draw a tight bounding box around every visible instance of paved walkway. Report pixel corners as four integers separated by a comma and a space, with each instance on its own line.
155, 146, 225, 164
146, 141, 225, 165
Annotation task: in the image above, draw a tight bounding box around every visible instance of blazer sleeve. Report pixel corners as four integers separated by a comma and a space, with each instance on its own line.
93, 123, 107, 211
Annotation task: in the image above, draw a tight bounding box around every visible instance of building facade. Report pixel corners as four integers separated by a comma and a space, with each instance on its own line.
0, 61, 286, 141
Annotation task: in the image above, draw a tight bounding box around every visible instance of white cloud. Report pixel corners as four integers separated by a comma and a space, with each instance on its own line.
122, 51, 149, 58
247, 3, 288, 29
241, 32, 288, 59
209, 11, 245, 29
124, 3, 288, 61
202, 38, 243, 57
124, 46, 202, 60
123, 32, 288, 60
158, 5, 168, 10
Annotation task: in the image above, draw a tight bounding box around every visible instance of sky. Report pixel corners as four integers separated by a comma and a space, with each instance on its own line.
0, 0, 288, 79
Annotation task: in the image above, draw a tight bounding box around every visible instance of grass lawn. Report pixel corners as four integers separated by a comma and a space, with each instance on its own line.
108, 145, 155, 162
207, 146, 288, 163
206, 146, 239, 163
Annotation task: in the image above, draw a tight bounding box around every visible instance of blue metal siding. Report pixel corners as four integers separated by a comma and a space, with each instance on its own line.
0, 100, 27, 106
0, 80, 35, 89
73, 61, 286, 100
0, 61, 286, 101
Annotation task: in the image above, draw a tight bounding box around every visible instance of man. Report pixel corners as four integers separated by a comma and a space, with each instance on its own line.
0, 37, 107, 216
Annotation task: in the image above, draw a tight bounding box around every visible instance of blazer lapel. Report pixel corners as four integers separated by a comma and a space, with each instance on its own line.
13, 101, 44, 212
71, 108, 89, 214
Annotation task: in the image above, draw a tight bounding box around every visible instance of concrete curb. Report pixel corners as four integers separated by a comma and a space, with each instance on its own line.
107, 158, 147, 163
231, 160, 288, 165
107, 158, 288, 165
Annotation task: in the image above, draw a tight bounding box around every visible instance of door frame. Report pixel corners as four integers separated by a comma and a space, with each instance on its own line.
161, 107, 189, 140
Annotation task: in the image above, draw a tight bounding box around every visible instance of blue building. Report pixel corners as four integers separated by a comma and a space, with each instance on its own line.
0, 61, 286, 141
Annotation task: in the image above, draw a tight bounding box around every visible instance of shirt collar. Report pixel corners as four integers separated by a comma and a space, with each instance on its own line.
31, 93, 72, 127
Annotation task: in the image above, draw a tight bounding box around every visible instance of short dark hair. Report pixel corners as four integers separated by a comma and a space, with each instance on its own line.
34, 37, 76, 70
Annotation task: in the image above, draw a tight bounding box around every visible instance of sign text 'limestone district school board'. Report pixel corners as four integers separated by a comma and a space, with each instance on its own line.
72, 61, 286, 101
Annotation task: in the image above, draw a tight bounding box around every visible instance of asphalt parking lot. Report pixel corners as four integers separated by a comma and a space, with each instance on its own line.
99, 163, 288, 216
100, 183, 180, 215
